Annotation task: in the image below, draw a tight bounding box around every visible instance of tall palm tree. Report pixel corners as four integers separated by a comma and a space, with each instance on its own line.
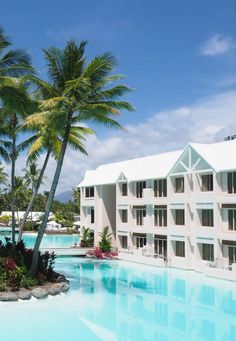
0, 163, 8, 186
0, 27, 33, 108
0, 104, 35, 244
22, 161, 46, 230
0, 27, 33, 243
29, 40, 133, 276
17, 114, 93, 241
23, 161, 42, 192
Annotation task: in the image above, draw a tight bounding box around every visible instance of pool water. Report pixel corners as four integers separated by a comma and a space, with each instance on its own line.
0, 258, 236, 341
0, 233, 80, 248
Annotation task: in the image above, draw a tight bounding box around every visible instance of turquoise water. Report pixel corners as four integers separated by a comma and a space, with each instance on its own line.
0, 233, 80, 248
1, 258, 236, 341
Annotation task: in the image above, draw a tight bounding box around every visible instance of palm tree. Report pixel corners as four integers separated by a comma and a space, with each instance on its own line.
0, 27, 33, 108
17, 112, 93, 241
23, 161, 42, 192
22, 161, 46, 230
0, 104, 35, 244
29, 40, 133, 276
0, 27, 33, 243
0, 163, 8, 186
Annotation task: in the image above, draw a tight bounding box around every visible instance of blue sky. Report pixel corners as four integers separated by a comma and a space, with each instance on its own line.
2, 0, 236, 192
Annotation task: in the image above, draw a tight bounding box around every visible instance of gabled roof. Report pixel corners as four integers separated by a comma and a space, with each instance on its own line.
78, 149, 182, 187
190, 139, 236, 172
78, 139, 236, 188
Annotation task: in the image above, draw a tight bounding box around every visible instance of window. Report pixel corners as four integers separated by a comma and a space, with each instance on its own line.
175, 177, 184, 193
154, 238, 167, 258
85, 187, 94, 198
121, 183, 128, 196
201, 174, 213, 192
175, 210, 185, 226
135, 209, 146, 226
121, 209, 128, 223
136, 181, 146, 198
91, 207, 95, 224
227, 172, 236, 194
154, 208, 167, 227
154, 179, 167, 197
228, 210, 236, 230
175, 241, 185, 257
229, 246, 236, 265
134, 235, 147, 248
120, 236, 128, 249
202, 244, 214, 261
201, 209, 214, 227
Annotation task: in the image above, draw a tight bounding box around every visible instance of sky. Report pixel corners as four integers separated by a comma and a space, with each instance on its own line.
1, 0, 236, 194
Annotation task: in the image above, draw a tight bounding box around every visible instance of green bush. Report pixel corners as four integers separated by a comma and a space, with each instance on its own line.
80, 227, 94, 247
98, 226, 113, 252
20, 276, 38, 288
0, 215, 11, 225
23, 221, 39, 231
0, 239, 56, 290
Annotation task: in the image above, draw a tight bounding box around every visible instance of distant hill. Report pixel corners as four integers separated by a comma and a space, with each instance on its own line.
55, 190, 72, 203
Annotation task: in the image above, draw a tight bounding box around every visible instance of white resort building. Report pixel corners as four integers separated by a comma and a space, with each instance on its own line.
79, 139, 236, 280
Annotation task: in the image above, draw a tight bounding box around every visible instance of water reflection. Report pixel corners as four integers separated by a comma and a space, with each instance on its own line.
65, 260, 236, 341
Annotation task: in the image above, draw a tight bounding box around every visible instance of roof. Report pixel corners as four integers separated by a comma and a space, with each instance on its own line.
79, 139, 236, 187
190, 139, 236, 172
78, 149, 182, 187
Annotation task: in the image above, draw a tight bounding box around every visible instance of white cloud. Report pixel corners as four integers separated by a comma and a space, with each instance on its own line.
6, 90, 236, 195
201, 34, 234, 56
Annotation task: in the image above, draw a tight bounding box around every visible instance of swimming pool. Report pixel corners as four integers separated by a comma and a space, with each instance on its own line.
0, 233, 80, 248
0, 258, 236, 341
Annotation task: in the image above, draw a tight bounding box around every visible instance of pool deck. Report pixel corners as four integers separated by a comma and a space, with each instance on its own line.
40, 247, 89, 256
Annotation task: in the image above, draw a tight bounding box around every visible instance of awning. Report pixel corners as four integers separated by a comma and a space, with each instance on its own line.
222, 204, 236, 209
133, 232, 147, 237
117, 204, 128, 209
170, 234, 185, 241
170, 203, 185, 209
154, 234, 167, 239
117, 230, 128, 236
196, 203, 214, 209
154, 205, 167, 209
132, 205, 146, 210
222, 240, 236, 246
196, 237, 214, 244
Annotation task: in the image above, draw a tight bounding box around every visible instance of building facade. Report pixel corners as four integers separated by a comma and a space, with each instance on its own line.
79, 140, 236, 277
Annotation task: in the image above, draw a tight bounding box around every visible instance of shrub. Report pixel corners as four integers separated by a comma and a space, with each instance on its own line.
80, 227, 94, 248
98, 226, 113, 252
0, 215, 11, 225
0, 238, 57, 290
23, 221, 39, 231
20, 276, 38, 289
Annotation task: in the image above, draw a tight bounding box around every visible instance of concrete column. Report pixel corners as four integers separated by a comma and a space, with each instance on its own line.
146, 233, 154, 255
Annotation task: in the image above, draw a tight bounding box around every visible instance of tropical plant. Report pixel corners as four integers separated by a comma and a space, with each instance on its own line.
17, 110, 93, 241
0, 238, 55, 291
72, 188, 80, 213
0, 163, 7, 186
98, 226, 113, 252
29, 40, 133, 276
21, 162, 46, 231
80, 227, 94, 248
0, 106, 35, 245
0, 27, 33, 244
0, 27, 33, 107
23, 161, 45, 192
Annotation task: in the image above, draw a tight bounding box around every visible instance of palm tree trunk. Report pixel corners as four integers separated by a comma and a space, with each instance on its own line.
30, 114, 72, 276
18, 149, 51, 242
11, 135, 16, 245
